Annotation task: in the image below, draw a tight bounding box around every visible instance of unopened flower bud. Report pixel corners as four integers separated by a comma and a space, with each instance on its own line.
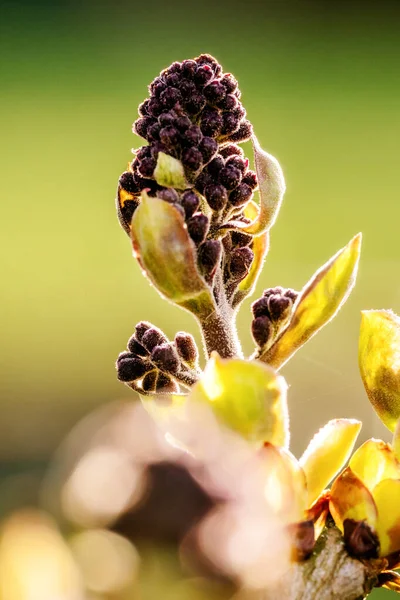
204, 184, 228, 211
252, 296, 270, 319
227, 120, 252, 143
343, 519, 379, 559
156, 373, 179, 393
199, 137, 218, 162
181, 190, 200, 219
157, 188, 180, 203
219, 144, 243, 159
198, 240, 222, 279
252, 315, 273, 348
116, 354, 152, 382
141, 327, 168, 352
207, 156, 224, 177
151, 343, 180, 375
231, 230, 253, 247
200, 110, 223, 137
141, 370, 158, 392
241, 171, 258, 189
182, 147, 203, 171
229, 246, 254, 279
218, 166, 242, 190
268, 294, 293, 322
187, 214, 209, 245
127, 335, 148, 356
204, 81, 226, 104
229, 182, 253, 207
174, 332, 199, 365
183, 125, 202, 146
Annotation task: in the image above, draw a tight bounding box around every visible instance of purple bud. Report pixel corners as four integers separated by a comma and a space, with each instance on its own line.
219, 166, 242, 190
175, 116, 192, 132
164, 73, 180, 87
141, 327, 168, 351
220, 73, 238, 94
156, 373, 179, 393
187, 214, 209, 245
194, 64, 214, 85
179, 79, 197, 98
204, 184, 228, 211
160, 87, 182, 108
251, 315, 273, 348
158, 111, 176, 127
183, 125, 202, 146
174, 332, 199, 364
218, 94, 238, 111
181, 190, 200, 219
204, 81, 226, 104
151, 343, 180, 375
221, 113, 240, 135
136, 146, 152, 162
198, 239, 222, 277
147, 122, 161, 141
263, 287, 284, 298
133, 117, 155, 138
207, 156, 224, 177
159, 125, 180, 146
198, 137, 218, 163
285, 288, 299, 302
268, 294, 292, 322
168, 61, 182, 74
231, 230, 253, 247
116, 355, 152, 382
229, 247, 254, 278
200, 110, 223, 137
229, 183, 253, 207
226, 120, 253, 143
184, 93, 206, 115
181, 59, 197, 79
242, 171, 258, 190
147, 99, 164, 117
182, 147, 203, 171
226, 155, 248, 173
219, 144, 244, 159
138, 157, 156, 178
127, 336, 148, 356
251, 297, 270, 319
141, 370, 158, 392
195, 171, 213, 194
135, 321, 152, 341
119, 171, 140, 194
138, 99, 150, 116
196, 54, 222, 77
157, 188, 180, 203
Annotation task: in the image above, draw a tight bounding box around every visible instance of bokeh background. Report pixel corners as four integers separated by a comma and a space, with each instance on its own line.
1, 0, 399, 597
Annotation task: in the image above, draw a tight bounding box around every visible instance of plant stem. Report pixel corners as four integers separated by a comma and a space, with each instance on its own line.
259, 525, 385, 600
199, 307, 243, 359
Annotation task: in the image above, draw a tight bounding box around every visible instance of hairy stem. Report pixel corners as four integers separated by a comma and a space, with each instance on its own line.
259, 525, 385, 600
199, 308, 243, 359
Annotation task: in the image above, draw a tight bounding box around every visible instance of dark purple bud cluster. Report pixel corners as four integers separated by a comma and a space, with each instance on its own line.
251, 287, 299, 348
116, 322, 199, 393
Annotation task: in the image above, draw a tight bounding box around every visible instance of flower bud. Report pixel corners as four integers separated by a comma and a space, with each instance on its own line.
204, 184, 227, 211
151, 343, 180, 375
181, 190, 200, 219
155, 373, 179, 393
187, 214, 209, 245
141, 327, 168, 352
198, 240, 222, 280
116, 354, 152, 382
174, 332, 199, 365
127, 335, 148, 356
252, 315, 273, 348
134, 321, 152, 342
141, 370, 158, 392
229, 247, 254, 279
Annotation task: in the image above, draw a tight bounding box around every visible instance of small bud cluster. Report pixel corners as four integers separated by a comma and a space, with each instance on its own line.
116, 321, 199, 393
117, 55, 259, 293
251, 287, 299, 348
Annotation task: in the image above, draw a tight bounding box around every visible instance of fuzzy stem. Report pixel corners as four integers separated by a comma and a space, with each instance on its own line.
259, 525, 385, 600
198, 308, 243, 359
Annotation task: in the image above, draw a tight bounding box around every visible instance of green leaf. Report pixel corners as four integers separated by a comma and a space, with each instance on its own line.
359, 309, 400, 432
131, 192, 214, 315
153, 152, 188, 189
190, 353, 289, 447
259, 233, 362, 369
235, 135, 285, 236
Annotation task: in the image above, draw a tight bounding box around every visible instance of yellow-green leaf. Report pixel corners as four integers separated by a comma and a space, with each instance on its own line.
349, 439, 400, 492
359, 310, 400, 432
373, 479, 400, 556
131, 193, 214, 315
153, 152, 188, 189
190, 353, 289, 447
393, 420, 400, 461
299, 418, 362, 505
236, 135, 285, 236
260, 443, 307, 523
329, 467, 378, 532
260, 233, 362, 369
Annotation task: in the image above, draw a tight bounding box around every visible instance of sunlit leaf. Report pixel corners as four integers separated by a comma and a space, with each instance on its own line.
131, 192, 214, 316
191, 353, 289, 447
260, 443, 307, 522
299, 418, 362, 505
153, 152, 188, 189
329, 467, 378, 531
260, 233, 362, 369
359, 310, 400, 432
393, 420, 400, 462
349, 439, 400, 492
373, 479, 400, 556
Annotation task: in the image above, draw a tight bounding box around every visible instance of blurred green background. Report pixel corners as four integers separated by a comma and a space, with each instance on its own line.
1, 0, 399, 596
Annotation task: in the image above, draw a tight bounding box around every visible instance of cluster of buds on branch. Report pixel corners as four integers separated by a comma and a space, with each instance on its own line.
114, 55, 400, 598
